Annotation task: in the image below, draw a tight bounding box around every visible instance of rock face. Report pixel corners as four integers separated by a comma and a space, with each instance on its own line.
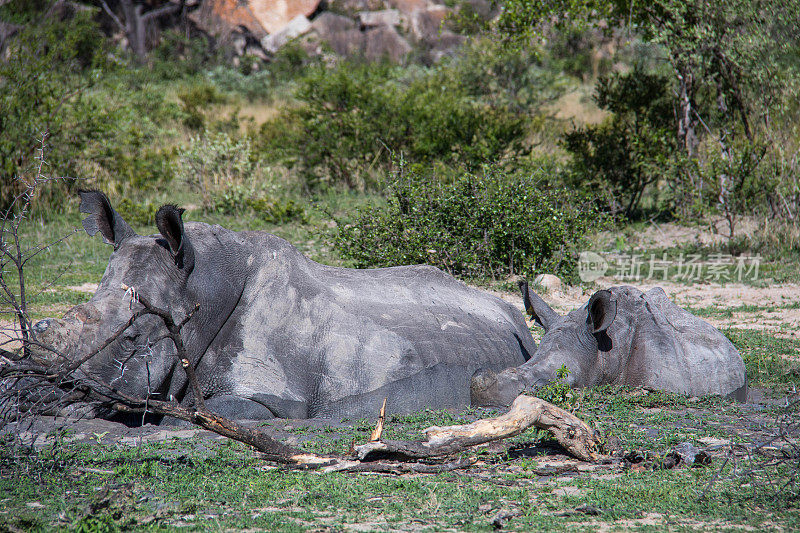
358, 9, 402, 28
534, 273, 563, 292
312, 12, 358, 37
409, 5, 448, 43
262, 14, 312, 53
251, 0, 322, 34
386, 0, 428, 14
190, 0, 321, 40
364, 24, 411, 62
311, 12, 363, 56
189, 0, 472, 63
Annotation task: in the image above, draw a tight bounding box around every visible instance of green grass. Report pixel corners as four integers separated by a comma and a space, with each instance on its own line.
724, 328, 800, 388
2, 392, 799, 531
691, 302, 800, 318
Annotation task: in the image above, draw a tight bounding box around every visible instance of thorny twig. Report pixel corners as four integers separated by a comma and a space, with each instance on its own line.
700, 396, 800, 504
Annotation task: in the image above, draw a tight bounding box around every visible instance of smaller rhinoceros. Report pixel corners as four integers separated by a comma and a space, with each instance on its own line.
470, 281, 748, 406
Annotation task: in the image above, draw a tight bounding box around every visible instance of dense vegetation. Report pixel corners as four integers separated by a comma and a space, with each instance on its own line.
2, 0, 799, 279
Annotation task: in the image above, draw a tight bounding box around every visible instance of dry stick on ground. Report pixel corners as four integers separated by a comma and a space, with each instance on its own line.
355, 394, 604, 463
369, 397, 387, 442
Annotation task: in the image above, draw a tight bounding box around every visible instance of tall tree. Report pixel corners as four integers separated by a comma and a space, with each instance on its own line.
497, 0, 800, 218
99, 0, 184, 62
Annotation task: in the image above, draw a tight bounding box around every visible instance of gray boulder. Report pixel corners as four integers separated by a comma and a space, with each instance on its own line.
364, 24, 411, 62
358, 9, 402, 28
312, 12, 357, 38
262, 14, 312, 53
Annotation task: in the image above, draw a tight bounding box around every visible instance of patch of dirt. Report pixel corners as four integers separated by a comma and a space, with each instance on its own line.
486, 280, 800, 340
65, 282, 98, 294
599, 218, 765, 250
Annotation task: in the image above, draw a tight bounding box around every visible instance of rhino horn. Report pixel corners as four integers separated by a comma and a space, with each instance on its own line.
587, 289, 617, 334
78, 190, 136, 248
518, 279, 559, 331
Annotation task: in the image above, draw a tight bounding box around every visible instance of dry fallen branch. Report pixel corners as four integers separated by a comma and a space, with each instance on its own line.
369, 397, 387, 442
354, 394, 603, 463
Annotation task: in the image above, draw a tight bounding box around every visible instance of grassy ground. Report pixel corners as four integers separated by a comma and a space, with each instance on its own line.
2, 387, 798, 531
4, 195, 800, 532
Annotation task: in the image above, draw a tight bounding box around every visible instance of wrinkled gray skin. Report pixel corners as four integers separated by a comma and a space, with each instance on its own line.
471, 281, 748, 406
33, 191, 535, 421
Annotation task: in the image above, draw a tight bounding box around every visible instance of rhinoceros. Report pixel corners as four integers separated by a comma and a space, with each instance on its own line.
31, 191, 535, 421
470, 281, 748, 406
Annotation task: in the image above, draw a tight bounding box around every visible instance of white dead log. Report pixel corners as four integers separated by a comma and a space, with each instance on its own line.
354, 394, 603, 462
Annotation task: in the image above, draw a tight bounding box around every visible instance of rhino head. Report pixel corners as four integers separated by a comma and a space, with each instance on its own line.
471, 280, 617, 406
472, 280, 748, 406
31, 190, 245, 418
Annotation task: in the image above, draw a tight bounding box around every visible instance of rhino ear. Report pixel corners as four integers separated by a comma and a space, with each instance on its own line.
156, 204, 194, 272
78, 189, 136, 248
518, 279, 560, 331
587, 289, 617, 334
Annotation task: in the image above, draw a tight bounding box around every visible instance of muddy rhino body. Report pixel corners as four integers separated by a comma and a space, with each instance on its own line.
471, 282, 748, 406
34, 191, 535, 421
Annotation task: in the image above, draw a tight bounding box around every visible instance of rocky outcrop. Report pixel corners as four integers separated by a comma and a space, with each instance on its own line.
358, 9, 401, 28
364, 24, 411, 62
190, 0, 321, 39
262, 14, 312, 53
188, 0, 489, 64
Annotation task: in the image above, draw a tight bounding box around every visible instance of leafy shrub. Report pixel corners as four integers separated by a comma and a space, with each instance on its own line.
258, 57, 528, 189
444, 38, 568, 112
64, 80, 180, 194
534, 365, 575, 408
115, 198, 159, 227
149, 29, 219, 81
213, 186, 307, 224
562, 66, 676, 218
175, 131, 305, 222
178, 83, 227, 130
175, 131, 257, 209
206, 66, 276, 100
335, 165, 604, 282
0, 3, 106, 211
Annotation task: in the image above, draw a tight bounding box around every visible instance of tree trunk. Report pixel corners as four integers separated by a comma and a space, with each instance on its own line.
105, 0, 182, 63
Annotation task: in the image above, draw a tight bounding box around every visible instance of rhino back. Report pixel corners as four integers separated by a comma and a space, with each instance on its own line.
617, 287, 745, 396
204, 231, 532, 417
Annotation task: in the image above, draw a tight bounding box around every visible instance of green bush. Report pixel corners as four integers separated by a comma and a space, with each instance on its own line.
175, 131, 257, 209
213, 187, 307, 224
562, 66, 676, 218
258, 57, 529, 190
115, 198, 159, 227
175, 131, 305, 223
335, 165, 604, 282
178, 83, 227, 130
0, 2, 106, 211
206, 66, 276, 100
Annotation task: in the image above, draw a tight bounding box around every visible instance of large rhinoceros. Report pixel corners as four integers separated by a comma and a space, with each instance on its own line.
32, 191, 535, 421
470, 281, 748, 406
